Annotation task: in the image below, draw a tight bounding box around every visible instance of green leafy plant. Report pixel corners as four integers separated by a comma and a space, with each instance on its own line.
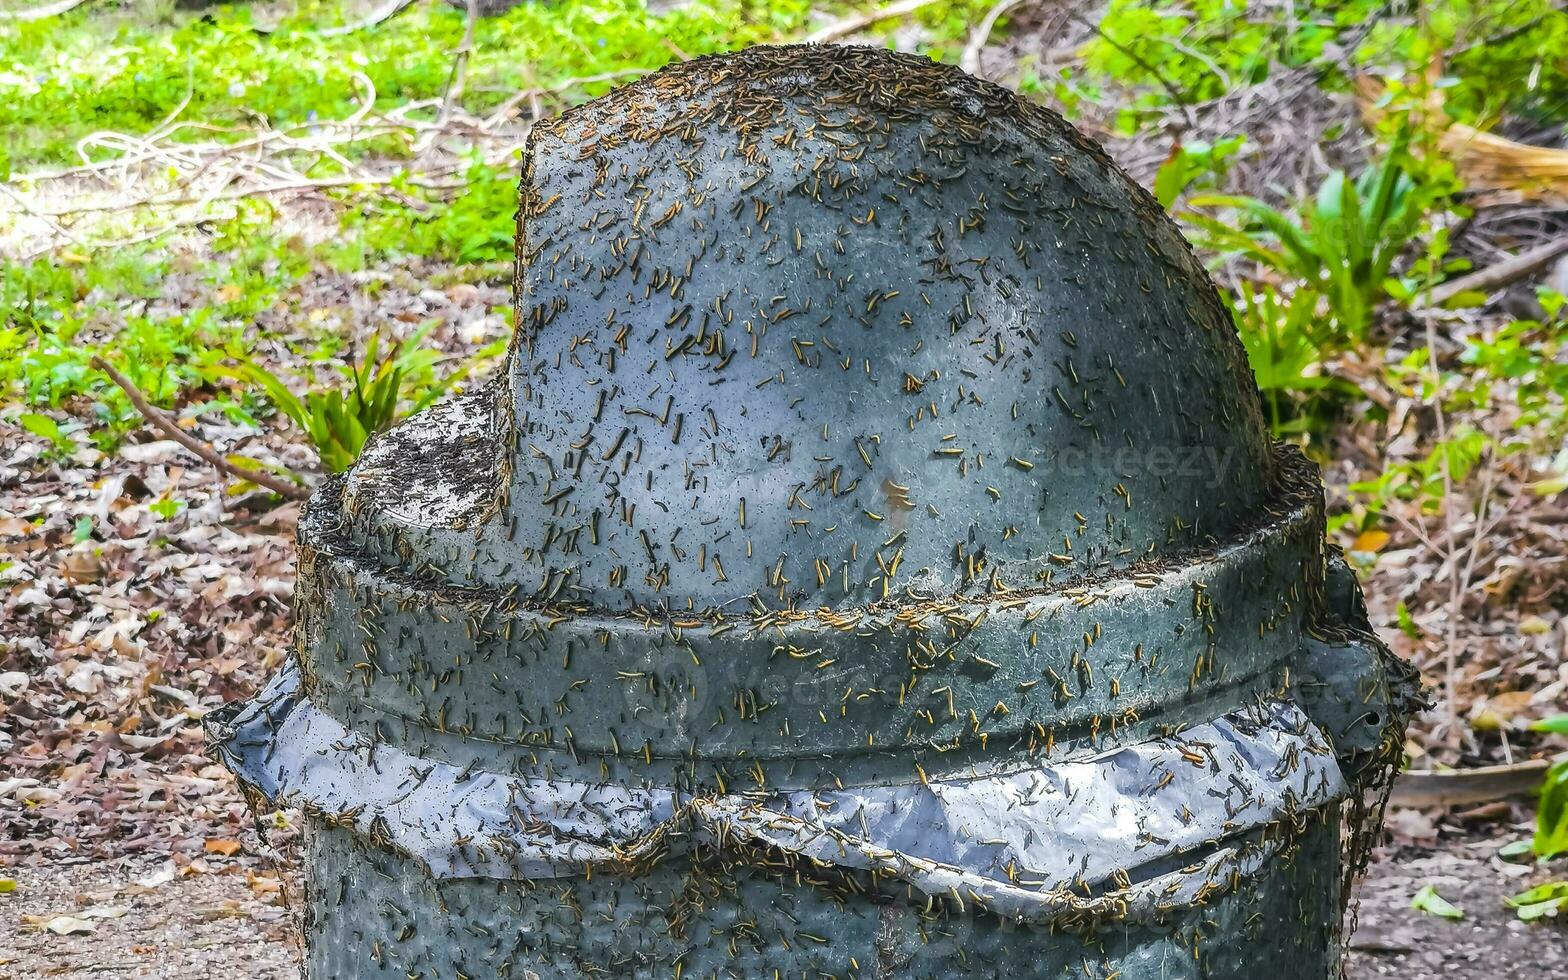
1411, 883, 1465, 920
0, 214, 315, 449
15, 412, 76, 457
1458, 317, 1568, 434
1080, 0, 1406, 135
1189, 141, 1424, 342
1503, 719, 1568, 922
1358, 1, 1568, 131
224, 324, 469, 474
1532, 758, 1568, 860
1229, 280, 1355, 437
1528, 716, 1568, 858
338, 160, 518, 266
1507, 880, 1568, 922
1358, 315, 1568, 514
1353, 417, 1489, 517
1083, 0, 1568, 140
1153, 136, 1246, 209
148, 497, 186, 521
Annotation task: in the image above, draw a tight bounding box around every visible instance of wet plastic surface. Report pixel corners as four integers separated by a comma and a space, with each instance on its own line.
216, 660, 1344, 911
212, 44, 1418, 978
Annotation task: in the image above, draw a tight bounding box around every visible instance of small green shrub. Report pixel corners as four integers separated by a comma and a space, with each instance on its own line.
1358, 0, 1568, 130
1188, 142, 1424, 343
1353, 417, 1490, 517
1152, 136, 1246, 209
1350, 308, 1568, 529
1083, 0, 1568, 137
1457, 314, 1568, 436
219, 323, 471, 473
1082, 0, 1386, 133
1228, 280, 1355, 437
1528, 717, 1568, 858
0, 210, 315, 445
15, 412, 77, 457
1500, 716, 1568, 921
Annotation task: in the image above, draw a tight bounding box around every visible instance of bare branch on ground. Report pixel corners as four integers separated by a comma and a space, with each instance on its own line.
319, 0, 422, 37
1390, 759, 1553, 808
427, 0, 482, 147
90, 356, 311, 501
1427, 237, 1568, 307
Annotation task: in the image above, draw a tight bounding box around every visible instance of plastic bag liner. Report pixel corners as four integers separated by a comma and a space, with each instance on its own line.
213, 661, 1345, 925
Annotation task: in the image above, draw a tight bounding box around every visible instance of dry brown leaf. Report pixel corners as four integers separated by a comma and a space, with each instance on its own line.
246, 873, 282, 895
1352, 529, 1391, 554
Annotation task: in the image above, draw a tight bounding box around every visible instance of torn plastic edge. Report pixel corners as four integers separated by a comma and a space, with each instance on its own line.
211, 660, 1346, 924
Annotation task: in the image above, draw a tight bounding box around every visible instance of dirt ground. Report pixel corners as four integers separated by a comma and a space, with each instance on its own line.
2, 828, 1564, 979
1346, 835, 1568, 976
0, 855, 297, 979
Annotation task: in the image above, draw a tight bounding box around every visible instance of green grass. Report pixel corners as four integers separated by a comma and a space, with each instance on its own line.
334, 158, 520, 267
4, 0, 1562, 465
3, 1, 754, 167
0, 208, 305, 442
0, 0, 993, 171
0, 0, 993, 449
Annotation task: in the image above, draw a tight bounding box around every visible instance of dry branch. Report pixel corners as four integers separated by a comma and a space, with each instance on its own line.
805, 0, 944, 44
1390, 759, 1552, 809
961, 0, 1029, 76
1359, 75, 1568, 203
0, 70, 543, 256
91, 357, 311, 501
429, 0, 482, 143
319, 0, 421, 36
0, 0, 90, 20
1428, 237, 1568, 307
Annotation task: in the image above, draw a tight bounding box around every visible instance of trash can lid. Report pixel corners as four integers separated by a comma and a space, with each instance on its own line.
339, 44, 1275, 612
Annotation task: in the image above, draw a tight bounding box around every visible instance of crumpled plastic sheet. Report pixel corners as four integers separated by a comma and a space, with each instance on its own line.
214, 661, 1346, 924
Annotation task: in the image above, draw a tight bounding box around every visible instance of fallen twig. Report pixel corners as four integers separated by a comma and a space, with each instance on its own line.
0, 69, 542, 255
479, 68, 649, 129
0, 181, 89, 251
805, 0, 944, 44
319, 0, 422, 37
1428, 237, 1568, 307
427, 0, 481, 149
90, 357, 311, 501
961, 0, 1029, 76
24, 170, 469, 219
0, 0, 90, 20
1390, 759, 1551, 809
